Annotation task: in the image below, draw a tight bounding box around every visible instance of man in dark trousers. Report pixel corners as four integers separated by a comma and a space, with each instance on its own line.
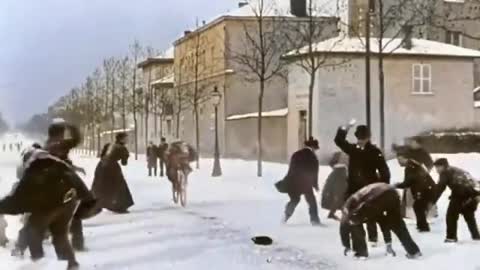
282, 137, 321, 226
433, 158, 480, 242
340, 183, 422, 259
146, 141, 158, 177
394, 148, 436, 232
157, 137, 168, 177
335, 121, 391, 245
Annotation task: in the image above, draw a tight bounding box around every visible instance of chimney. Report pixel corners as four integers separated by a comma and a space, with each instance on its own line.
291, 0, 307, 17
238, 2, 248, 8
184, 30, 192, 36
402, 25, 413, 50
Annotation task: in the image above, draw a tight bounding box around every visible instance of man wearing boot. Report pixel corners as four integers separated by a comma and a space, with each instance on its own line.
340, 183, 422, 259
335, 120, 391, 246
394, 148, 436, 232
433, 158, 480, 243
282, 137, 321, 226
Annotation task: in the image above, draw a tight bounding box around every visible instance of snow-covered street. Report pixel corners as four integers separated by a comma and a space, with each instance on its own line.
0, 140, 479, 269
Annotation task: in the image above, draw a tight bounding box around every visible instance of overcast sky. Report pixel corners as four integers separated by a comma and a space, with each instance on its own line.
0, 0, 238, 124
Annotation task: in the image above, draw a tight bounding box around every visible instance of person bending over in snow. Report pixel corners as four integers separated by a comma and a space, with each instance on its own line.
335, 120, 391, 246
340, 183, 422, 259
433, 158, 480, 243
394, 148, 436, 232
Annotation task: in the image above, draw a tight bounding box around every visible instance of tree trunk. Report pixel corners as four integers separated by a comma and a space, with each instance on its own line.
257, 80, 264, 177
111, 76, 115, 134
122, 85, 126, 130
176, 111, 181, 138
96, 126, 101, 157
194, 104, 200, 169
379, 55, 386, 151
307, 65, 316, 138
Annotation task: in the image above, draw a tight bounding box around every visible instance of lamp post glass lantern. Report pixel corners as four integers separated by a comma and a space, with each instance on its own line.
211, 86, 222, 177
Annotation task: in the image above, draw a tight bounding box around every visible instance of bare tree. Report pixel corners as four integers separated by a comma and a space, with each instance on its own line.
230, 0, 289, 177
129, 40, 143, 160
285, 0, 342, 138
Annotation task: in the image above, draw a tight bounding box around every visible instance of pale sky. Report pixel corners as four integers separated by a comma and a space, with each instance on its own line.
0, 0, 238, 124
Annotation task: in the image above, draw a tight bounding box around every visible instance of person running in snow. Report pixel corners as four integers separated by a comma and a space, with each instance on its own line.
335, 120, 391, 245
394, 148, 436, 232
157, 137, 168, 177
280, 137, 321, 226
0, 122, 98, 270
340, 183, 422, 259
433, 158, 480, 243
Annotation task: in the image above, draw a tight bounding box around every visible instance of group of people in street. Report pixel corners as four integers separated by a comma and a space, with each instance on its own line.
2, 142, 22, 152
279, 119, 480, 260
146, 138, 169, 177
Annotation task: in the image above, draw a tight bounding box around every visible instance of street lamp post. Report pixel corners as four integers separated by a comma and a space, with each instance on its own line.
211, 86, 222, 177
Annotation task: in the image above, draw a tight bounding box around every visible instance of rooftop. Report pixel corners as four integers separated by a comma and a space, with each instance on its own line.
138, 47, 174, 68
285, 35, 480, 58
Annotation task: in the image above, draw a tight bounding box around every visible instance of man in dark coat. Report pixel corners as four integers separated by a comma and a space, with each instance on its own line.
146, 141, 158, 177
433, 158, 480, 242
157, 137, 168, 177
335, 122, 391, 244
394, 148, 436, 232
283, 137, 321, 226
340, 183, 422, 259
0, 122, 97, 269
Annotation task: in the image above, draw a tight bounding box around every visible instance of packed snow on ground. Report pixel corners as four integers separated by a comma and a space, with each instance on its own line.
0, 136, 478, 270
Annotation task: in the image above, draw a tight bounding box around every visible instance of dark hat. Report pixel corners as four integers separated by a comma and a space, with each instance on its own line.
251, 236, 273, 246
116, 132, 128, 142
354, 125, 371, 140
47, 122, 82, 149
433, 158, 449, 167
304, 137, 319, 150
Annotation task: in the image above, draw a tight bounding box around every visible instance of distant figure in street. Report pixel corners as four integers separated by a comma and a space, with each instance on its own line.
281, 137, 321, 226
335, 120, 391, 245
9, 143, 12, 151
2, 144, 5, 152
91, 132, 133, 213
433, 158, 480, 242
146, 141, 158, 177
157, 137, 168, 177
394, 147, 436, 232
321, 152, 348, 221
341, 183, 422, 259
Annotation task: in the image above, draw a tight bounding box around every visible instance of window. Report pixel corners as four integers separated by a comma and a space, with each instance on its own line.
412, 64, 432, 94
474, 87, 480, 108
446, 31, 463, 47
166, 119, 172, 135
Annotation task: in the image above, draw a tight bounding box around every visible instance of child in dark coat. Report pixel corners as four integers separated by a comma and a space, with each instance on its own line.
321, 152, 348, 221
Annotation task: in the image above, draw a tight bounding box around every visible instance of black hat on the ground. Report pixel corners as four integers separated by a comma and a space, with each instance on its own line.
354, 125, 371, 140
305, 137, 319, 150
251, 236, 273, 246
433, 158, 449, 167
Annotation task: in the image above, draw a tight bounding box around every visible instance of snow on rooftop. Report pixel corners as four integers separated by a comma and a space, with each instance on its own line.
227, 108, 288, 120
286, 36, 480, 58
154, 46, 174, 59
224, 0, 345, 18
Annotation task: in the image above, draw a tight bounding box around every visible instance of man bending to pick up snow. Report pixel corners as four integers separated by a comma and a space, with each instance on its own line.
433, 158, 480, 243
340, 183, 422, 260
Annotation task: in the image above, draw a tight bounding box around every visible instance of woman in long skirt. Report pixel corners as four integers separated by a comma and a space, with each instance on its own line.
321, 152, 348, 221
91, 132, 133, 213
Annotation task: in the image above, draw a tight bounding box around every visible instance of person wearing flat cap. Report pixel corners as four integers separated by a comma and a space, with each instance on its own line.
281, 137, 321, 226
334, 121, 391, 245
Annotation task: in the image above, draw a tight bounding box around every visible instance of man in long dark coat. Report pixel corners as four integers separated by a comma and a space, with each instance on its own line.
146, 141, 158, 177
282, 137, 321, 226
394, 148, 436, 232
340, 183, 422, 259
433, 158, 480, 242
335, 122, 391, 245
